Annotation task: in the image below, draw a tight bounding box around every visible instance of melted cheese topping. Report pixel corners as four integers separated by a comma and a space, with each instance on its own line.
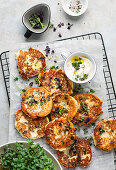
30, 129, 38, 138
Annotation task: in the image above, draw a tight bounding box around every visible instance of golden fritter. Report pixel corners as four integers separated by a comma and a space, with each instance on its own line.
58, 138, 91, 168
45, 117, 76, 151
16, 48, 46, 80
93, 119, 116, 151
15, 109, 49, 139
39, 69, 73, 95
21, 87, 52, 118
77, 138, 92, 167
50, 93, 78, 121
72, 93, 103, 125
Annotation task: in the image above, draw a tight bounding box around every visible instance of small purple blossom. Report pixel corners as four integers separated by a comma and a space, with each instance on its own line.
29, 82, 33, 87
58, 33, 62, 37
53, 27, 56, 32
45, 46, 50, 55
54, 60, 57, 63
67, 23, 73, 30
110, 140, 114, 144
51, 50, 55, 54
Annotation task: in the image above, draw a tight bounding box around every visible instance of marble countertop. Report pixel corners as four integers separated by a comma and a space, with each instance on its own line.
0, 0, 116, 145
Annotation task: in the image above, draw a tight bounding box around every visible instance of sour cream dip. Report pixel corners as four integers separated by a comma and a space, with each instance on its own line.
64, 52, 96, 84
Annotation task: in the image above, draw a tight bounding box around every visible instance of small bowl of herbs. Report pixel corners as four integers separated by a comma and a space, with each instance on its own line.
22, 4, 51, 38
0, 140, 62, 170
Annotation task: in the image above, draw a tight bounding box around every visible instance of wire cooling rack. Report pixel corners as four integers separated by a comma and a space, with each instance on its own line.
0, 32, 116, 167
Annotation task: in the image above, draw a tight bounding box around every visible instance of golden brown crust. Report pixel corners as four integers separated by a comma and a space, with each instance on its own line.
15, 109, 49, 139
21, 87, 52, 118
72, 93, 103, 125
50, 93, 78, 121
16, 48, 46, 80
58, 138, 91, 168
40, 69, 74, 95
93, 119, 116, 151
45, 117, 76, 150
77, 138, 91, 167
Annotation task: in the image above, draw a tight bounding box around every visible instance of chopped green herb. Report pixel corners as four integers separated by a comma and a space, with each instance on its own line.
12, 75, 18, 81
96, 140, 101, 145
50, 66, 59, 70
72, 84, 83, 96
29, 13, 45, 29
79, 74, 88, 81
79, 116, 84, 122
90, 89, 95, 93
87, 89, 95, 93
76, 9, 79, 13
57, 109, 67, 116
0, 140, 56, 169
21, 88, 26, 94
100, 129, 105, 135
62, 140, 65, 145
80, 101, 90, 114
49, 22, 54, 28
40, 101, 43, 106
75, 58, 78, 61
35, 77, 39, 84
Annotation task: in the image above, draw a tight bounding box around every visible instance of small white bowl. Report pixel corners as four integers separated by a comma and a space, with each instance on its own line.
0, 141, 62, 170
62, 0, 88, 16
64, 52, 96, 84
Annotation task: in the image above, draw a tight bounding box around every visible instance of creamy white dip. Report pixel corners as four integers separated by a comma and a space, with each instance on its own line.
65, 55, 93, 82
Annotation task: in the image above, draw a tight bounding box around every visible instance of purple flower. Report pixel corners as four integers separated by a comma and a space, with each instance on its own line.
51, 50, 55, 54
58, 23, 61, 28
58, 33, 62, 37
110, 140, 114, 144
45, 46, 50, 55
67, 23, 73, 30
29, 82, 33, 87
53, 27, 56, 32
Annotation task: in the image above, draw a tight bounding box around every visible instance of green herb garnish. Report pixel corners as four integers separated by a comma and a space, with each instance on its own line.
62, 140, 65, 145
12, 75, 18, 81
87, 89, 95, 93
99, 129, 105, 135
21, 88, 26, 93
57, 109, 67, 116
0, 140, 56, 170
79, 74, 88, 81
49, 22, 54, 28
72, 84, 83, 96
50, 66, 59, 70
79, 116, 84, 122
80, 101, 90, 114
35, 77, 39, 84
29, 13, 45, 29
96, 140, 101, 145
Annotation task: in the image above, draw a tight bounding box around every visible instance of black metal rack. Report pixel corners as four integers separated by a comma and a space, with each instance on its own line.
0, 32, 116, 167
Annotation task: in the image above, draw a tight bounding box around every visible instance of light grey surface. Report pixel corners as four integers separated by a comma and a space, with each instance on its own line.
0, 0, 116, 156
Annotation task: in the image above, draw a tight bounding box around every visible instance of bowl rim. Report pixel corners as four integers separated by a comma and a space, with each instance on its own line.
0, 141, 62, 170
22, 3, 51, 34
64, 51, 96, 84
62, 0, 88, 17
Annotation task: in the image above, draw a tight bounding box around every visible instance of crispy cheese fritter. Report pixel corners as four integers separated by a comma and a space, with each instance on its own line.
50, 93, 78, 121
21, 87, 52, 118
45, 117, 76, 151
58, 138, 91, 168
16, 48, 46, 80
93, 119, 116, 151
39, 69, 73, 95
15, 109, 49, 139
72, 93, 103, 125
